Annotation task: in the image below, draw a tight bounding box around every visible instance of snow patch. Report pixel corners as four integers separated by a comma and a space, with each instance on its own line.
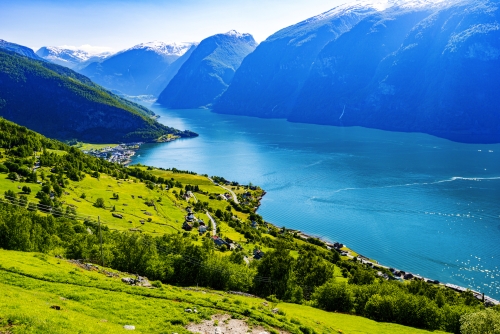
127, 41, 195, 56
224, 30, 252, 39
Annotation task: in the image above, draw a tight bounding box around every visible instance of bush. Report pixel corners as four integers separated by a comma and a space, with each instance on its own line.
94, 198, 105, 208
460, 309, 500, 334
151, 280, 162, 288
312, 280, 354, 313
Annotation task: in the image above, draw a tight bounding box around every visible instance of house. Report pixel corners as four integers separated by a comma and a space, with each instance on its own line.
253, 249, 264, 260
403, 273, 414, 280
212, 236, 227, 247
186, 207, 193, 214
182, 221, 193, 231
218, 194, 227, 201
198, 224, 207, 233
186, 213, 195, 222
251, 221, 258, 229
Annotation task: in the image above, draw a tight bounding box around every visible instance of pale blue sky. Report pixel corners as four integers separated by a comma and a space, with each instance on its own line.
0, 0, 349, 53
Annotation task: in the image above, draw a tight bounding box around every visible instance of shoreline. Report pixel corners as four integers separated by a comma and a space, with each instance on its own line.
256, 197, 500, 306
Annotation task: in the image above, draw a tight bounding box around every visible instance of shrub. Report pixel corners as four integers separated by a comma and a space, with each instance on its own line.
460, 309, 500, 334
151, 280, 162, 288
312, 280, 354, 313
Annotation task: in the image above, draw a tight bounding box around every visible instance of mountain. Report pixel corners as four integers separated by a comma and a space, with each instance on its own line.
213, 4, 379, 118
36, 46, 112, 71
0, 49, 197, 143
79, 41, 196, 97
0, 39, 44, 61
156, 30, 257, 109
214, 0, 500, 143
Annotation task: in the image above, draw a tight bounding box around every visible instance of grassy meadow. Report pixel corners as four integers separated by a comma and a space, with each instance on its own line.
0, 249, 445, 334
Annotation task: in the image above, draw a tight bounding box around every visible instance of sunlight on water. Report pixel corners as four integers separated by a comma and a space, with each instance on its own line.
133, 107, 500, 298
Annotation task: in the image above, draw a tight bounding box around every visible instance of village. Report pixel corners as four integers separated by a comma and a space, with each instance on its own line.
82, 143, 142, 165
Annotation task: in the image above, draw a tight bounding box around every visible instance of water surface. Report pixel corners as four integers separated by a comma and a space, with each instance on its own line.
132, 107, 500, 298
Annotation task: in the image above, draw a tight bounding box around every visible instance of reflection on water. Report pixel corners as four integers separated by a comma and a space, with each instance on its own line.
132, 107, 500, 298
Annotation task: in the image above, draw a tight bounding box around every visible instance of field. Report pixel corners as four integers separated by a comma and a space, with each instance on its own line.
0, 249, 445, 334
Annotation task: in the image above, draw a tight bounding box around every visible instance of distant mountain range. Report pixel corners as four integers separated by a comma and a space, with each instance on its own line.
79, 41, 196, 97
213, 0, 500, 143
156, 30, 257, 109
3, 0, 499, 143
35, 46, 112, 71
0, 48, 196, 143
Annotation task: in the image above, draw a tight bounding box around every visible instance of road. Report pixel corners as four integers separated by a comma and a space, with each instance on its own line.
205, 210, 216, 236
208, 177, 240, 204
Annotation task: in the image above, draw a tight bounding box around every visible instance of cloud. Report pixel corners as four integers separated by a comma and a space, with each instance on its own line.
58, 44, 115, 55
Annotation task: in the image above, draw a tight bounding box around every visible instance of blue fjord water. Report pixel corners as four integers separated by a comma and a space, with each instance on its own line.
132, 106, 500, 298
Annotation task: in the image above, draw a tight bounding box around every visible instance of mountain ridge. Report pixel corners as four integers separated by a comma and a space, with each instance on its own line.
213, 0, 500, 143
156, 31, 258, 109
0, 49, 197, 143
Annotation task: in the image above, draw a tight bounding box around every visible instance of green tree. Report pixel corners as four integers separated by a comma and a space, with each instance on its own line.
253, 241, 296, 300
94, 198, 105, 208
460, 309, 500, 334
312, 280, 354, 313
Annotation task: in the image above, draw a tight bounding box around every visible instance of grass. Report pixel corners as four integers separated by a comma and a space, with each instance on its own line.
75, 143, 119, 151
0, 249, 446, 334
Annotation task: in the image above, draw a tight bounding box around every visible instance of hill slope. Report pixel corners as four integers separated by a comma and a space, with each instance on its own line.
0, 117, 488, 333
214, 0, 500, 143
0, 49, 196, 143
0, 249, 443, 334
156, 31, 257, 109
79, 41, 195, 97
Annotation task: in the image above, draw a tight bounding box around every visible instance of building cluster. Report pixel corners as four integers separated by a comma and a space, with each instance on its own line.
83, 143, 142, 165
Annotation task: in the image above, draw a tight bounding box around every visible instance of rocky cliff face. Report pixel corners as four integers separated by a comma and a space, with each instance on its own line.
214, 0, 500, 143
156, 31, 257, 109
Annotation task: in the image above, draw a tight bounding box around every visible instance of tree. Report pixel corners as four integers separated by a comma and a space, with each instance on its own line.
22, 186, 31, 194
4, 190, 16, 202
253, 241, 296, 300
460, 309, 500, 334
312, 280, 354, 313
94, 198, 105, 208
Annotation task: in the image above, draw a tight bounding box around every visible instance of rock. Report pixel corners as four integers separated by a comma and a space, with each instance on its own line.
185, 308, 193, 313
193, 308, 198, 313
50, 305, 61, 310
214, 327, 222, 334
123, 325, 135, 330
271, 308, 279, 314
122, 277, 134, 284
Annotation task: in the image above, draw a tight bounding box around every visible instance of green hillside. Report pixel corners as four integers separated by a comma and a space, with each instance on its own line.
0, 117, 497, 333
0, 49, 197, 143
0, 249, 444, 334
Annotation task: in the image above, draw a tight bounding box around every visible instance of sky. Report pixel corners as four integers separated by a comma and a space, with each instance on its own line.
0, 0, 350, 54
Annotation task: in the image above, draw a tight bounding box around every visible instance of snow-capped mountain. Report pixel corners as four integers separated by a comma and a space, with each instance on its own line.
79, 41, 196, 97
127, 41, 194, 57
0, 39, 44, 61
214, 0, 500, 143
156, 31, 257, 109
36, 46, 112, 70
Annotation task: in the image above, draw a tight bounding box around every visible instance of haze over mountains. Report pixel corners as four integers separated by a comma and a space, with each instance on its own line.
156, 31, 257, 109
213, 0, 500, 143
36, 46, 112, 71
79, 41, 196, 97
3, 0, 500, 143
